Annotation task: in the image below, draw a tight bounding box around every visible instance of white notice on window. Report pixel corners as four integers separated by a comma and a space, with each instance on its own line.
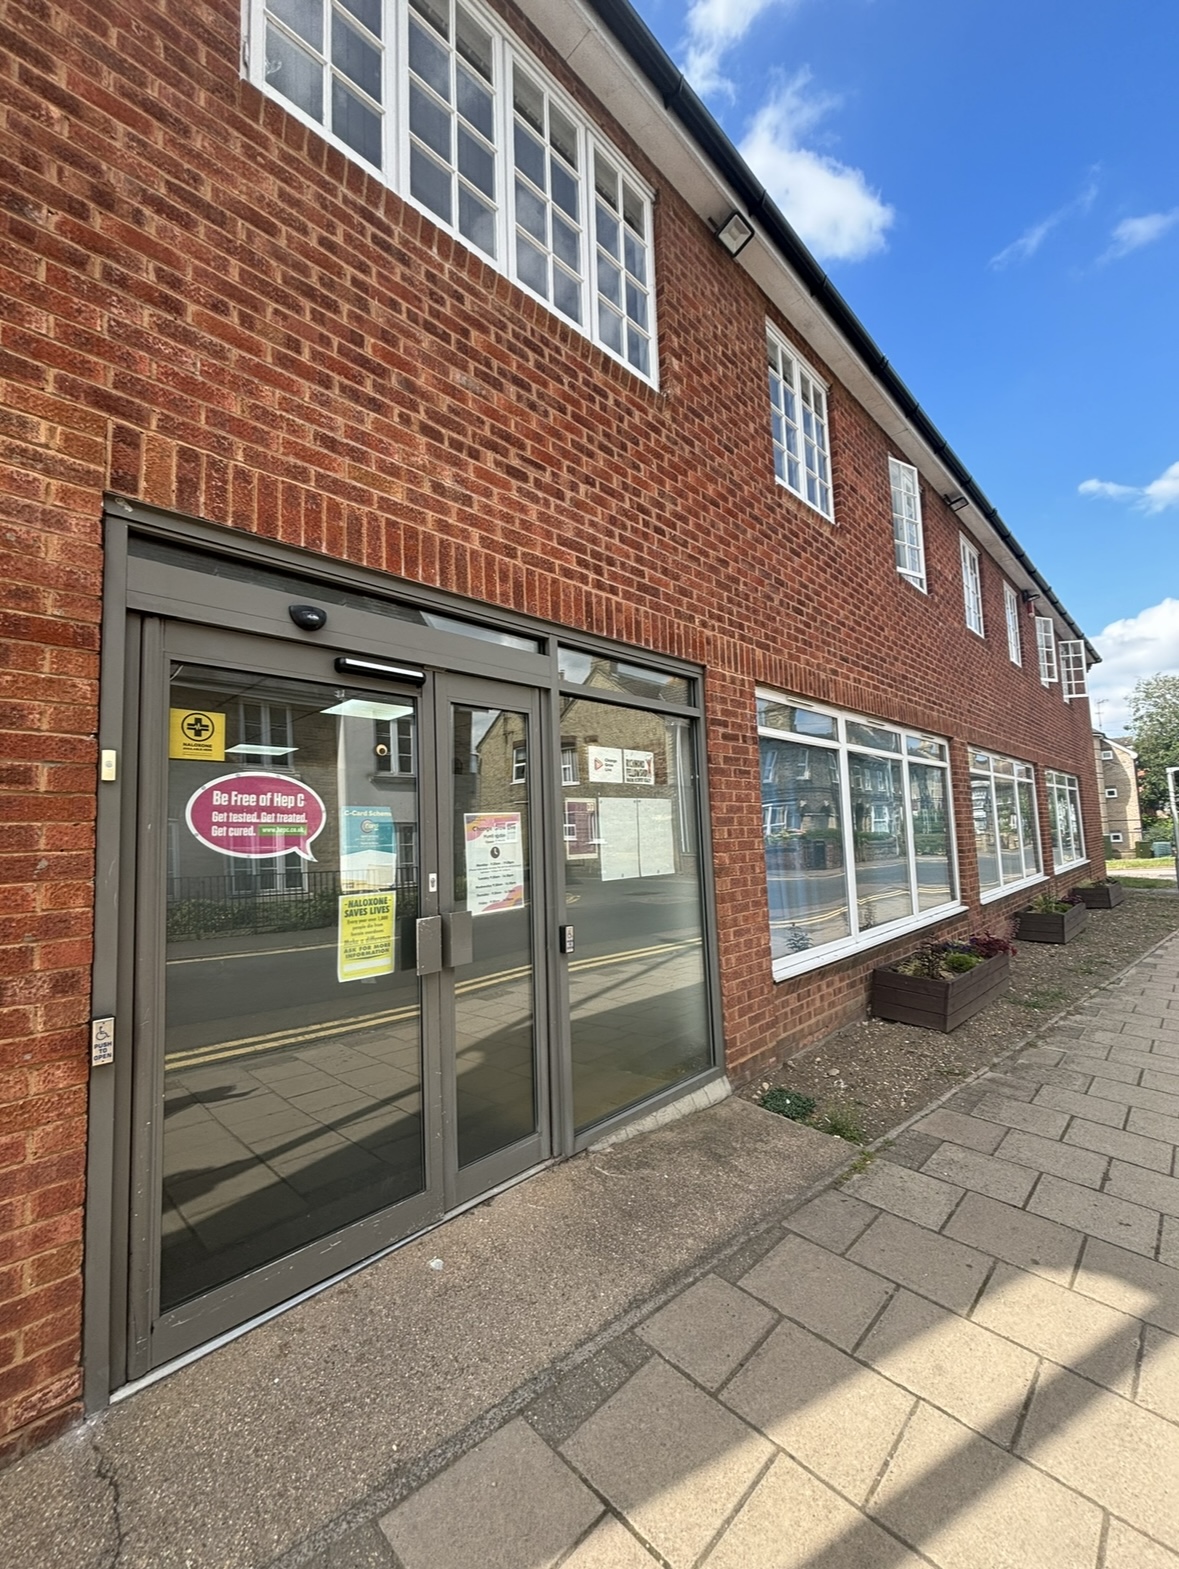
599, 798, 675, 881
623, 749, 655, 785
464, 812, 525, 915
587, 745, 624, 783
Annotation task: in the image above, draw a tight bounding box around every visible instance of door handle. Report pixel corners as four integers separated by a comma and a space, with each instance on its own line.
415, 916, 443, 976
443, 910, 474, 968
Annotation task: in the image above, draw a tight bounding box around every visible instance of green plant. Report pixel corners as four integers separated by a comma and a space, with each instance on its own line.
837, 1148, 876, 1182
759, 1088, 817, 1122
1029, 892, 1070, 914
816, 1105, 866, 1143
942, 951, 981, 974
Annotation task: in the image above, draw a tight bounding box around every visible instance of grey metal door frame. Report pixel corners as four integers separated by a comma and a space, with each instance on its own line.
122, 620, 553, 1378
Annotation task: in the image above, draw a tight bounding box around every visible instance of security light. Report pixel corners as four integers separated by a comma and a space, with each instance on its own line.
716, 211, 754, 258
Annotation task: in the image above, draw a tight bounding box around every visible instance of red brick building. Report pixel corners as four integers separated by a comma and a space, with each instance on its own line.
0, 0, 1100, 1460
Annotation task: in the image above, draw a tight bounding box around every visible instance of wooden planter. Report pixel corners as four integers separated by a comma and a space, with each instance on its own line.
1073, 882, 1125, 910
872, 952, 1011, 1033
1015, 903, 1089, 943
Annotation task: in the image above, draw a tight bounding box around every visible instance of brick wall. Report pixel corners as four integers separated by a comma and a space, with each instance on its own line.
0, 0, 1102, 1457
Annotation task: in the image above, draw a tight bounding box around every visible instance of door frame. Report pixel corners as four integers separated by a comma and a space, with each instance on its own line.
86, 501, 724, 1409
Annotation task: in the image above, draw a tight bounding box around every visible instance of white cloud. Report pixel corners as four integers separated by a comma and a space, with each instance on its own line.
683, 0, 801, 97
1089, 599, 1179, 735
989, 177, 1098, 269
1079, 461, 1179, 514
738, 74, 894, 262
1099, 208, 1179, 263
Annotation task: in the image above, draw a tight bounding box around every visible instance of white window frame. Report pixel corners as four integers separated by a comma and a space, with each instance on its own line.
246, 0, 658, 385
1060, 639, 1088, 701
960, 535, 984, 636
1003, 582, 1022, 665
1035, 617, 1058, 685
1105, 787, 1118, 798
889, 458, 925, 590
968, 749, 1044, 903
511, 742, 526, 783
1109, 832, 1124, 844
1100, 749, 1114, 760
1046, 768, 1087, 871
560, 743, 579, 785
766, 328, 833, 519
757, 693, 962, 981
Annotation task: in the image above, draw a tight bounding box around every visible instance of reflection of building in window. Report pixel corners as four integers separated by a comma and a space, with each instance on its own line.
969, 750, 1040, 897
374, 716, 415, 774
1046, 769, 1086, 870
512, 743, 527, 783
232, 700, 305, 894
563, 799, 598, 858
561, 743, 579, 784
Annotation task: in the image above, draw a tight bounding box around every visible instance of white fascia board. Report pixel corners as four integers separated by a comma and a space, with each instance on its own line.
514, 0, 1050, 600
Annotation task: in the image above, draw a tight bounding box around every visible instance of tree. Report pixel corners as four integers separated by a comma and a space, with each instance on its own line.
1127, 674, 1179, 821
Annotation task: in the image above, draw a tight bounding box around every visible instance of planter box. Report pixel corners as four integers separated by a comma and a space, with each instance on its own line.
872, 952, 1011, 1032
1073, 882, 1125, 910
1015, 903, 1089, 944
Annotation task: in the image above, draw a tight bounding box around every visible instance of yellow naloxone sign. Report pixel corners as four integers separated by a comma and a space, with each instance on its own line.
169, 708, 226, 761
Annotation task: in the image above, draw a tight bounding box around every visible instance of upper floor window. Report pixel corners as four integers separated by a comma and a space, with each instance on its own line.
960, 536, 984, 635
1003, 582, 1022, 665
889, 458, 925, 590
1035, 617, 1058, 686
252, 0, 657, 382
767, 330, 832, 518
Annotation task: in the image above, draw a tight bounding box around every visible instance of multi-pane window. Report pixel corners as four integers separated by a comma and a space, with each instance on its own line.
560, 744, 579, 785
408, 0, 497, 256
758, 695, 956, 978
374, 715, 415, 772
1046, 770, 1086, 869
512, 67, 583, 320
1035, 617, 1058, 685
767, 331, 832, 518
252, 0, 656, 381
230, 702, 305, 892
969, 751, 1041, 898
889, 458, 925, 589
262, 0, 386, 169
593, 154, 652, 375
511, 742, 526, 783
1060, 639, 1088, 701
1004, 582, 1022, 665
960, 536, 984, 635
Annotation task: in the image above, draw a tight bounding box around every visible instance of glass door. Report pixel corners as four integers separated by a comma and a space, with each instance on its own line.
437, 676, 548, 1207
132, 629, 551, 1372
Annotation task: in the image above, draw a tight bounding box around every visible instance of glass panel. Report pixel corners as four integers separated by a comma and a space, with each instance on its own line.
265, 24, 324, 121
456, 67, 493, 139
331, 14, 381, 99
451, 705, 537, 1165
906, 736, 945, 760
410, 81, 451, 158
455, 5, 491, 77
760, 737, 850, 958
513, 122, 545, 189
849, 752, 911, 927
564, 705, 710, 1131
756, 699, 836, 739
1017, 779, 1039, 874
846, 721, 900, 753
995, 777, 1023, 883
909, 763, 952, 909
339, 0, 381, 37
457, 124, 494, 196
332, 80, 382, 165
269, 0, 323, 50
408, 17, 450, 98
458, 187, 495, 256
515, 232, 547, 295
557, 649, 691, 705
410, 144, 452, 223
972, 779, 1001, 893
552, 266, 581, 323
626, 329, 650, 376
162, 667, 423, 1310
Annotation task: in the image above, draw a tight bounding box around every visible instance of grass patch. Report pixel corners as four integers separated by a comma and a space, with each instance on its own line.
760, 1087, 866, 1145
759, 1088, 817, 1122
1009, 987, 1070, 1011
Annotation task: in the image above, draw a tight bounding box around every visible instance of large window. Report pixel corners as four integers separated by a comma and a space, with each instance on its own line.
969, 750, 1041, 899
889, 458, 925, 590
1046, 770, 1086, 870
758, 696, 957, 978
251, 0, 657, 381
767, 330, 832, 518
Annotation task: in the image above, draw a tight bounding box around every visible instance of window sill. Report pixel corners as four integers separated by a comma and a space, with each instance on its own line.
980, 872, 1046, 905
1053, 857, 1090, 875
771, 902, 966, 983
773, 473, 834, 524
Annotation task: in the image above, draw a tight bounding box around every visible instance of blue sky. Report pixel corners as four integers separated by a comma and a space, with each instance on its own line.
632, 0, 1179, 731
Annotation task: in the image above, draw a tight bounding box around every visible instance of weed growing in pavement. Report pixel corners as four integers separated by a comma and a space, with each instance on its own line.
1010, 988, 1069, 1011
815, 1106, 867, 1144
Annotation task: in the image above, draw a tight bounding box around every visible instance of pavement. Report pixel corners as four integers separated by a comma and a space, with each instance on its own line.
4, 933, 1179, 1567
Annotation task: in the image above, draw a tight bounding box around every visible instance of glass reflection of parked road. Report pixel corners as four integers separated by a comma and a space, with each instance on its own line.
166, 873, 705, 1059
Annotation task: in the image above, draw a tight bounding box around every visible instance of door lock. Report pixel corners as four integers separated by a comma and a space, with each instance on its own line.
559, 924, 575, 955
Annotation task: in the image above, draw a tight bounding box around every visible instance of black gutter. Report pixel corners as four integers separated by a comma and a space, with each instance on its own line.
582, 0, 1098, 662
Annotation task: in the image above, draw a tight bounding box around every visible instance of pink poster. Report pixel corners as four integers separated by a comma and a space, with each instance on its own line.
185, 772, 326, 861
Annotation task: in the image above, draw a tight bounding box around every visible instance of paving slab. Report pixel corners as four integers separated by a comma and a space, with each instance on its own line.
1028, 1173, 1160, 1256
871, 1401, 1104, 1569
560, 1358, 773, 1569
1033, 1085, 1128, 1127
636, 1274, 774, 1390
377, 1420, 600, 1569
1138, 1323, 1179, 1423
781, 1188, 877, 1251
921, 1142, 1039, 1205
1103, 1520, 1179, 1569
840, 1159, 963, 1229
909, 1107, 1006, 1153
559, 1515, 662, 1569
1063, 1117, 1174, 1172
942, 1191, 1083, 1284
723, 1317, 915, 1504
1073, 1237, 1179, 1333
991, 1128, 1109, 1188
846, 1212, 992, 1313
738, 1232, 894, 1351
972, 1093, 1070, 1138
1106, 1159, 1179, 1217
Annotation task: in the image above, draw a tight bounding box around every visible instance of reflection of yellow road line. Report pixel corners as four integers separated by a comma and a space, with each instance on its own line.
165, 939, 698, 1071
769, 886, 912, 932
167, 941, 335, 966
